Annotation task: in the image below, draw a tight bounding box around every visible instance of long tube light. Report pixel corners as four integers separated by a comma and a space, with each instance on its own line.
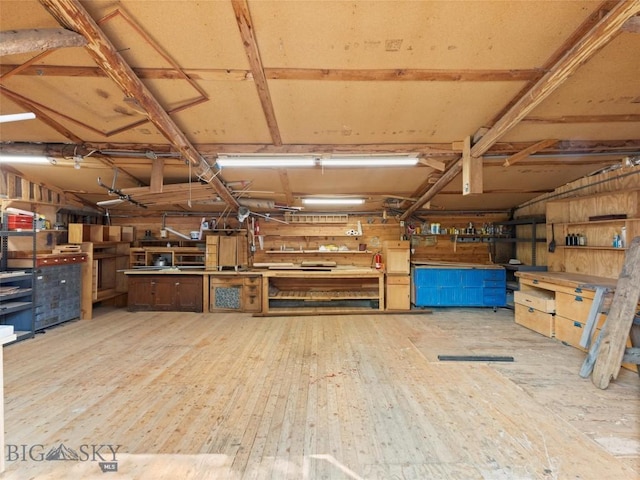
0, 154, 52, 164
303, 198, 365, 205
320, 156, 418, 167
0, 112, 36, 123
215, 155, 420, 168
216, 156, 317, 167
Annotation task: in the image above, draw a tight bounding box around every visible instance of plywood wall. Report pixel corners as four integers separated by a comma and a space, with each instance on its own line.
513, 165, 640, 269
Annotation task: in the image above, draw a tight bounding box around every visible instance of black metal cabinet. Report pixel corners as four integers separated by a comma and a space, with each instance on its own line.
33, 263, 82, 330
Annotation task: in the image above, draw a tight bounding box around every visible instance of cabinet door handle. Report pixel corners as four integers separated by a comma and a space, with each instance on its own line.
575, 287, 582, 293
175, 282, 180, 286
528, 307, 534, 313
574, 296, 583, 302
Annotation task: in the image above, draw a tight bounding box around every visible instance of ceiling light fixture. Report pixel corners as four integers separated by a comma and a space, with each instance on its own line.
216, 156, 317, 167
0, 154, 53, 165
0, 112, 36, 124
302, 198, 365, 205
320, 156, 418, 167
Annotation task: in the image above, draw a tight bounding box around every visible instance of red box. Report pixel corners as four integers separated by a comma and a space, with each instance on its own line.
7, 214, 34, 230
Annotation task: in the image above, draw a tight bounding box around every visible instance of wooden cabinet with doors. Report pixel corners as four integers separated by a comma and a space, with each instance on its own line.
127, 274, 204, 312
383, 240, 410, 310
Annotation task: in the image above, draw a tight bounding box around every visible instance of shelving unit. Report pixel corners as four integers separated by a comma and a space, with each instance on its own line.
258, 223, 366, 255
546, 189, 640, 279
491, 216, 546, 266
0, 213, 36, 341
129, 247, 205, 268
260, 269, 384, 315
68, 223, 130, 319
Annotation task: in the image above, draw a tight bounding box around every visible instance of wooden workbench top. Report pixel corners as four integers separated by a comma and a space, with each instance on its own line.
515, 270, 618, 291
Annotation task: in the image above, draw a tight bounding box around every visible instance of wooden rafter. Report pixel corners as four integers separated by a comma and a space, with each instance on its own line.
264, 68, 539, 82
38, 0, 239, 210
0, 28, 86, 55
231, 0, 282, 146
0, 64, 542, 83
277, 170, 294, 206
462, 136, 482, 195
0, 86, 84, 143
523, 114, 640, 124
400, 0, 640, 220
503, 139, 559, 167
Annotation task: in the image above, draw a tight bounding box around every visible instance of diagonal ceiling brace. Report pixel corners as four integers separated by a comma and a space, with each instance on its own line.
38, 0, 239, 210
231, 0, 283, 146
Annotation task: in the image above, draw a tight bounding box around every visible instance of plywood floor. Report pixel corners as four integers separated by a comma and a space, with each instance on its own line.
2, 307, 639, 479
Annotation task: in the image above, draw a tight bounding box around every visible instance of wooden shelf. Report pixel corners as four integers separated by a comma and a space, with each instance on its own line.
265, 250, 370, 254
269, 289, 379, 300
546, 189, 640, 279
563, 218, 638, 227
558, 245, 627, 251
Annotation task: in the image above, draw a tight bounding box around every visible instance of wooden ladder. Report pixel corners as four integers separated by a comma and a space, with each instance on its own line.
580, 236, 640, 388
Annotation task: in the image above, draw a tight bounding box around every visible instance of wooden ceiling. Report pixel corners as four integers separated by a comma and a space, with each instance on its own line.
1, 0, 639, 219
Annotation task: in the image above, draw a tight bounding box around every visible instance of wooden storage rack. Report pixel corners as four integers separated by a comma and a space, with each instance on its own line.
546, 189, 640, 278
259, 268, 384, 316
68, 224, 131, 319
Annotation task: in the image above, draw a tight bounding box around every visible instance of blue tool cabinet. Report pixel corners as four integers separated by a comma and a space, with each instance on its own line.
411, 264, 506, 308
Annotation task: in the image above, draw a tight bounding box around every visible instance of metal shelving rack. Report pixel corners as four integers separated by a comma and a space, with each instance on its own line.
0, 213, 36, 342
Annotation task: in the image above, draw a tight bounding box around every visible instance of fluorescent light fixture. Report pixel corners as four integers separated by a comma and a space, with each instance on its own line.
0, 154, 52, 165
0, 112, 36, 123
320, 156, 418, 167
216, 156, 316, 167
302, 198, 365, 205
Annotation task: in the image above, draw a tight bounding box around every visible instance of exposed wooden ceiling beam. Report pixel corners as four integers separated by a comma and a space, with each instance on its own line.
400, 0, 640, 220
38, 0, 239, 211
419, 158, 446, 171
3, 140, 637, 160
264, 68, 539, 82
0, 86, 84, 143
523, 114, 640, 124
0, 28, 86, 55
0, 64, 541, 82
503, 139, 559, 167
231, 0, 282, 146
277, 170, 295, 207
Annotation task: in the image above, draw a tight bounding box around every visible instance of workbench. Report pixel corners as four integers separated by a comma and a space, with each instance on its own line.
259, 267, 385, 316
514, 270, 637, 372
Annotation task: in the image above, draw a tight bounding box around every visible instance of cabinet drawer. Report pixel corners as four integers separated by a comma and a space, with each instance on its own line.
386, 275, 409, 285
555, 291, 606, 327
514, 303, 554, 337
554, 316, 594, 351
243, 276, 261, 286
514, 289, 555, 313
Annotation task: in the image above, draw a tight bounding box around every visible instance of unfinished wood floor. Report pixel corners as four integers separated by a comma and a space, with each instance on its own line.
2, 307, 639, 479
